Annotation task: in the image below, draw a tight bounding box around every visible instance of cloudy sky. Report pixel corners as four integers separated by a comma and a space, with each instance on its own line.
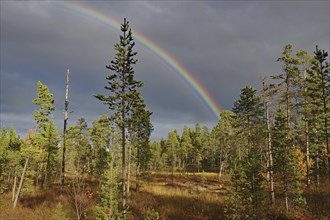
1, 1, 329, 140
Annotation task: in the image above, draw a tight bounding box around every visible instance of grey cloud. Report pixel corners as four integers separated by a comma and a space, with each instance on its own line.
1, 1, 329, 140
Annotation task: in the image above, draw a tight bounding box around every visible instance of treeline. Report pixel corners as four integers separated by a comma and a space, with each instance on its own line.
0, 18, 154, 219
0, 18, 329, 219
155, 44, 330, 218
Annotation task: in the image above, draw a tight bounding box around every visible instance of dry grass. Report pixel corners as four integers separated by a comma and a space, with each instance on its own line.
127, 172, 227, 220
1, 173, 329, 220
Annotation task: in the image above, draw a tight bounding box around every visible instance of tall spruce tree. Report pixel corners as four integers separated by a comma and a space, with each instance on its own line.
312, 46, 330, 176
272, 109, 306, 212
232, 86, 266, 218
94, 18, 142, 217
233, 86, 264, 155
306, 46, 330, 181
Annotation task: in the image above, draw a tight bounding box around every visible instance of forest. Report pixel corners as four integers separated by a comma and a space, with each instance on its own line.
0, 18, 329, 220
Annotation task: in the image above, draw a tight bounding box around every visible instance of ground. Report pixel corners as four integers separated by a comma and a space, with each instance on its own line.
0, 173, 329, 220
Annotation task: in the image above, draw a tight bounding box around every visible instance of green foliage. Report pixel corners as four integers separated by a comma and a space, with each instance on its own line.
189, 123, 203, 172
94, 18, 142, 127
32, 81, 58, 187
67, 118, 91, 175
50, 202, 70, 220
90, 115, 112, 177
214, 110, 236, 171
306, 46, 330, 175
132, 107, 153, 171
94, 19, 144, 215
96, 156, 121, 220
32, 81, 55, 132
179, 126, 192, 171
166, 131, 180, 178
272, 109, 306, 211
145, 207, 160, 220
224, 162, 246, 220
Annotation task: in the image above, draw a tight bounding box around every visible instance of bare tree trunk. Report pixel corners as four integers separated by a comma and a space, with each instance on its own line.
266, 100, 275, 205
13, 157, 29, 209
285, 191, 289, 212
61, 69, 70, 194
11, 173, 17, 202
303, 66, 311, 187
218, 160, 224, 180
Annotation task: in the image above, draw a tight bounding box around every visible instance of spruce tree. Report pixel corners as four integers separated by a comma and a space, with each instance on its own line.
272, 109, 306, 212
311, 46, 329, 176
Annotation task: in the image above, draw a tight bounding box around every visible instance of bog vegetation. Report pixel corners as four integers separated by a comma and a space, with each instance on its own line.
0, 19, 329, 220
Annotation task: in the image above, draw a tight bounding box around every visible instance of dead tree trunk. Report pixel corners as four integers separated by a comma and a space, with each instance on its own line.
265, 99, 275, 205
303, 63, 311, 187
11, 171, 17, 202
13, 157, 29, 209
61, 69, 70, 194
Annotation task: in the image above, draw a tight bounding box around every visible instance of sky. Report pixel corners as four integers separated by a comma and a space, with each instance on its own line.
1, 1, 329, 140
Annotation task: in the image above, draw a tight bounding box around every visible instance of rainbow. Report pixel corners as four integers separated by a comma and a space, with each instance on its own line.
56, 1, 221, 120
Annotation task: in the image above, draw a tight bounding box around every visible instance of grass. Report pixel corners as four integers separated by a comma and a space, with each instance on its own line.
1, 173, 330, 219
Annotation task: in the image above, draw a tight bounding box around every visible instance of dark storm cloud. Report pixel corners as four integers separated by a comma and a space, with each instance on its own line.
1, 1, 329, 139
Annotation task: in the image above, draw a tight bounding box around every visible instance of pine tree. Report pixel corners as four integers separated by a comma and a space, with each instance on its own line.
296, 50, 312, 187
43, 119, 59, 187
32, 81, 55, 187
96, 154, 121, 220
68, 118, 91, 175
190, 123, 202, 173
201, 126, 212, 171
166, 131, 180, 183
90, 115, 112, 179
0, 126, 9, 193
215, 110, 235, 180
94, 18, 142, 215
179, 126, 192, 172
132, 107, 153, 192
272, 44, 301, 128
